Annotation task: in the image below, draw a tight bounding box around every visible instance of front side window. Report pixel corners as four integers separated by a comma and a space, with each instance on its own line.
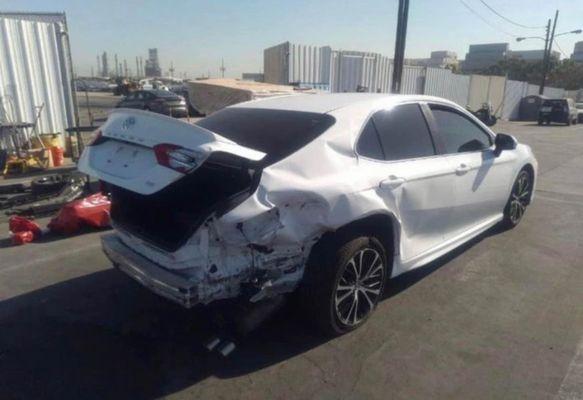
431, 107, 492, 153
372, 103, 436, 161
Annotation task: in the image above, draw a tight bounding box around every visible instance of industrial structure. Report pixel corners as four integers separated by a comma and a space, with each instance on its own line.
145, 48, 161, 77
101, 51, 109, 77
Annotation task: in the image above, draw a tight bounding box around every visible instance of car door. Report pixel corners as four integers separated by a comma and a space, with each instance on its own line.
356, 102, 458, 263
428, 104, 516, 238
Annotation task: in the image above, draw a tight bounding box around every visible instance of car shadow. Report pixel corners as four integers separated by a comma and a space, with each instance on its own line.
523, 123, 572, 128
0, 225, 502, 399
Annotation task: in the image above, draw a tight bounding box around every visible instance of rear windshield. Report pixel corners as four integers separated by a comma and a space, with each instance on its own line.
150, 90, 180, 98
542, 99, 566, 106
196, 108, 336, 164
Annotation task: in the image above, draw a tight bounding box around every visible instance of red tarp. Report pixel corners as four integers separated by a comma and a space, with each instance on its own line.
48, 193, 111, 235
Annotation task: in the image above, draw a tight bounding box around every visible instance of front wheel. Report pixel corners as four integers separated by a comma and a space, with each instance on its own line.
299, 236, 388, 335
501, 169, 532, 229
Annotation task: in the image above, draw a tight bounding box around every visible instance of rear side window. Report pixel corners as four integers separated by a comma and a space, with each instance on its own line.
197, 108, 335, 165
431, 107, 492, 153
356, 119, 385, 160
371, 104, 436, 161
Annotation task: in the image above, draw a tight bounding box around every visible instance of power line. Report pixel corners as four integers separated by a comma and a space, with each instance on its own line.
458, 0, 519, 38
553, 40, 568, 58
477, 0, 546, 30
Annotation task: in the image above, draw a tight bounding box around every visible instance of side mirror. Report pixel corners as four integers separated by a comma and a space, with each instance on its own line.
494, 133, 517, 156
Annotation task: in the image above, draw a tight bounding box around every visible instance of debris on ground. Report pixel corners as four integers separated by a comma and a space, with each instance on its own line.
1, 173, 86, 217
8, 215, 43, 245
48, 192, 110, 235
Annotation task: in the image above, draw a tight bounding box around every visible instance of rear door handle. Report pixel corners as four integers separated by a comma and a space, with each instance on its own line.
455, 163, 470, 175
380, 175, 406, 190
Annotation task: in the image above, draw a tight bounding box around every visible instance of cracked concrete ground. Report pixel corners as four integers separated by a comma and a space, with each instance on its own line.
0, 121, 582, 400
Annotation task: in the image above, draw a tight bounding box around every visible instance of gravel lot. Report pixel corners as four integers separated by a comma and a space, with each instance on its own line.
0, 120, 582, 400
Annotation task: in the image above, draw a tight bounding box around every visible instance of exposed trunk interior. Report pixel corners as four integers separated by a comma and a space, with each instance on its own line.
110, 152, 259, 252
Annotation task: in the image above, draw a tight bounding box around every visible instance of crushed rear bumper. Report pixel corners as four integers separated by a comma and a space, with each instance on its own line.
101, 233, 198, 308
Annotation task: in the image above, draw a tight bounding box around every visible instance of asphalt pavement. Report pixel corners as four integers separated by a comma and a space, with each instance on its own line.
0, 121, 582, 400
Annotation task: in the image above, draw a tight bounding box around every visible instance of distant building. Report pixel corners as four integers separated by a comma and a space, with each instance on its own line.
145, 48, 161, 77
101, 51, 109, 77
241, 73, 264, 82
463, 43, 509, 72
510, 49, 560, 62
404, 57, 429, 67
427, 51, 458, 68
571, 41, 583, 62
406, 51, 458, 69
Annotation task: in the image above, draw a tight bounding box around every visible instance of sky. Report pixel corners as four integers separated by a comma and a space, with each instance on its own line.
3, 0, 583, 78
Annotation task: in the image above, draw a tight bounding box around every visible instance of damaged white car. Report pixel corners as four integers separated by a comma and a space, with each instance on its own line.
79, 94, 537, 335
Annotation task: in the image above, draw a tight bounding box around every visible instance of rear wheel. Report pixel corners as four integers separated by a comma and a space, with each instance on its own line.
299, 236, 388, 335
501, 168, 532, 229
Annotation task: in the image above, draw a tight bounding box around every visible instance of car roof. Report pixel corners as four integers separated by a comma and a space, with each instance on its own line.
232, 93, 456, 114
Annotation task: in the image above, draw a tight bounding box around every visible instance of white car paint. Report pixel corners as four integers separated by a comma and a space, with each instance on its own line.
79, 93, 538, 307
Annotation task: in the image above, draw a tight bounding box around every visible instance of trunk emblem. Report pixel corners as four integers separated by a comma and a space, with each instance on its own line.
122, 117, 136, 130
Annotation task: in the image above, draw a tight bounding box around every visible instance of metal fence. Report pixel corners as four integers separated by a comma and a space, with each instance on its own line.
424, 68, 470, 106
264, 42, 574, 120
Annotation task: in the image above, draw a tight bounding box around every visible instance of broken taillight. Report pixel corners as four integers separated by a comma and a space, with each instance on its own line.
153, 143, 200, 174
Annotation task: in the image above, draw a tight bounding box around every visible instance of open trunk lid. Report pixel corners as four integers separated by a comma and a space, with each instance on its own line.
78, 108, 265, 195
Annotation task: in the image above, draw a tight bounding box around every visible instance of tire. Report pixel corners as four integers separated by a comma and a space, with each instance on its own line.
31, 175, 67, 196
501, 168, 532, 229
299, 236, 388, 336
537, 119, 543, 126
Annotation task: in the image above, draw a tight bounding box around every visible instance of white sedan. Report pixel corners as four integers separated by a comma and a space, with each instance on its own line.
79, 94, 537, 335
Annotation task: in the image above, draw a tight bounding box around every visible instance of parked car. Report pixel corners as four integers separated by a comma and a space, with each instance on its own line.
576, 103, 583, 123
115, 90, 188, 118
538, 98, 578, 125
79, 94, 537, 335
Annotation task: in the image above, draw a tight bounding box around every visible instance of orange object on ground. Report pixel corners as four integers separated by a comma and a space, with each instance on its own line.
50, 146, 64, 167
48, 193, 111, 235
9, 216, 43, 245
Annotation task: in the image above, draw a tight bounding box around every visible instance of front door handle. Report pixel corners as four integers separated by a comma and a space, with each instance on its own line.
380, 175, 406, 190
455, 163, 470, 175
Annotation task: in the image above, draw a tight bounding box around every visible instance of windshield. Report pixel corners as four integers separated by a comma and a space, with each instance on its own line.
196, 108, 335, 164
149, 90, 180, 98
542, 100, 566, 107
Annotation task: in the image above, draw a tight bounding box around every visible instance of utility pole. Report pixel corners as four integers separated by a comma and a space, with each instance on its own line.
220, 59, 226, 78
391, 0, 410, 93
540, 10, 559, 95
135, 57, 139, 78
169, 61, 175, 78
96, 55, 101, 76
123, 59, 128, 77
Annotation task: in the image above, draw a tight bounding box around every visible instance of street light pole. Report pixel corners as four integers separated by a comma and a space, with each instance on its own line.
391, 0, 410, 93
540, 10, 559, 95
